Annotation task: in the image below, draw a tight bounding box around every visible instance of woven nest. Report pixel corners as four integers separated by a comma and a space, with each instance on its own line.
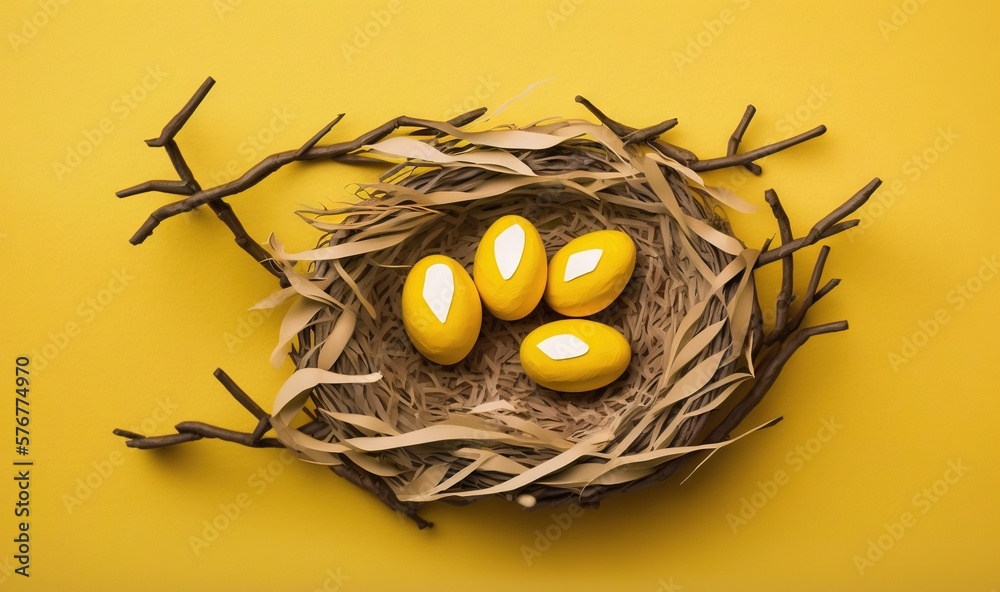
273, 124, 756, 508
116, 79, 880, 528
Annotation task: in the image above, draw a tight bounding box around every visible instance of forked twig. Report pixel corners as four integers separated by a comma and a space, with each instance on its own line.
122, 79, 487, 245
728, 105, 763, 175
756, 177, 882, 266
706, 321, 849, 444
113, 368, 277, 449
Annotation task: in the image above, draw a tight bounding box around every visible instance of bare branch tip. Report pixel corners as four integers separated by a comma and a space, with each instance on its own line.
113, 428, 144, 440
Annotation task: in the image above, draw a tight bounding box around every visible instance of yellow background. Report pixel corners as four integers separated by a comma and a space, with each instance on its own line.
1, 1, 997, 589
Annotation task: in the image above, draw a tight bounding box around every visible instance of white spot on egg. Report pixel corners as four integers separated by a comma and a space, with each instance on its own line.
493, 223, 525, 281
536, 334, 589, 360
422, 263, 455, 323
563, 248, 603, 282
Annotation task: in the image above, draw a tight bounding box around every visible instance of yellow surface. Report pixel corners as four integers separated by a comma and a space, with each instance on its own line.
0, 1, 997, 589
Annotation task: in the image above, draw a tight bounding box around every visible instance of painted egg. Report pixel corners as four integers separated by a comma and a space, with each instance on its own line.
544, 230, 636, 317
519, 319, 631, 393
473, 215, 547, 321
401, 255, 482, 365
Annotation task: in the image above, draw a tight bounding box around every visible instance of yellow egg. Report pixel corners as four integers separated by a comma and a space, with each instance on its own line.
473, 215, 547, 320
544, 230, 636, 317
402, 255, 482, 365
520, 319, 631, 392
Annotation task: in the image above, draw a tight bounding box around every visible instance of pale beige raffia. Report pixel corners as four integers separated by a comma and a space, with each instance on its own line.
258, 117, 769, 508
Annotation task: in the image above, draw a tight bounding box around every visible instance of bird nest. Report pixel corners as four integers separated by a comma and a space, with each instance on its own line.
114, 78, 880, 528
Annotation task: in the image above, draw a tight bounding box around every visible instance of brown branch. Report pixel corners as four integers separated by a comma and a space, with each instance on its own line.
690, 125, 827, 172
114, 422, 283, 449
757, 178, 881, 266
575, 95, 697, 163
410, 106, 487, 135
764, 189, 795, 341
146, 76, 216, 147
249, 417, 271, 444
128, 105, 489, 245
112, 367, 276, 449
623, 118, 678, 144
782, 246, 833, 341
814, 278, 840, 301
116, 430, 203, 448
176, 421, 283, 447
213, 367, 268, 420
294, 115, 345, 158
573, 95, 632, 136
118, 76, 289, 284
208, 199, 289, 286
728, 105, 762, 175
117, 180, 192, 197
705, 321, 849, 444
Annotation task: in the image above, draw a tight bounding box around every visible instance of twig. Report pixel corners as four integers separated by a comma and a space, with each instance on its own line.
115, 430, 203, 448
728, 105, 762, 175
574, 95, 697, 163
765, 189, 795, 340
128, 108, 488, 244
705, 321, 849, 444
623, 118, 678, 144
213, 367, 269, 420
146, 76, 216, 147
113, 422, 283, 449
768, 246, 835, 345
117, 76, 288, 284
757, 178, 881, 266
690, 125, 827, 172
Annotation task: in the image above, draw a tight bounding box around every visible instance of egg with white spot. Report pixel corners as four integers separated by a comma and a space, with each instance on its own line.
520, 319, 631, 392
473, 215, 547, 320
544, 230, 636, 317
402, 255, 482, 365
